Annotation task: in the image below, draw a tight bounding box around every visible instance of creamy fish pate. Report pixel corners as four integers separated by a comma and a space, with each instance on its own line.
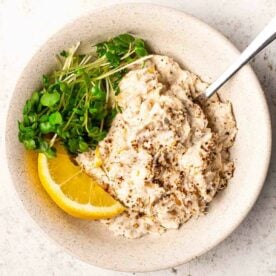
77, 55, 237, 238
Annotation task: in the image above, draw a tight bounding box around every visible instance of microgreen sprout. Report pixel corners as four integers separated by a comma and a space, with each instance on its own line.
18, 34, 150, 157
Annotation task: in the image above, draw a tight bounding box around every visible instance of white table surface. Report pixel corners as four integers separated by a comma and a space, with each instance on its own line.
0, 0, 275, 275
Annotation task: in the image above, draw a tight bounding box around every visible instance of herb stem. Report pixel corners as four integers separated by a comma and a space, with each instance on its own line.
100, 119, 104, 132
62, 93, 86, 131
50, 134, 57, 147
94, 55, 153, 80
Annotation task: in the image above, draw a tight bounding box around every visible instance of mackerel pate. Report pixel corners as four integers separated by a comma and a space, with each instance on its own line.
77, 55, 237, 238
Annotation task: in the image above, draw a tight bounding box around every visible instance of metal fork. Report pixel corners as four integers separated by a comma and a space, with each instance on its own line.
204, 16, 276, 99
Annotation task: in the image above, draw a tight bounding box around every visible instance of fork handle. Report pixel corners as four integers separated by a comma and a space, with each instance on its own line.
204, 16, 276, 98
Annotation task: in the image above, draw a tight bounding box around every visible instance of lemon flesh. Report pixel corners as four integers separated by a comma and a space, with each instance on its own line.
37, 145, 124, 219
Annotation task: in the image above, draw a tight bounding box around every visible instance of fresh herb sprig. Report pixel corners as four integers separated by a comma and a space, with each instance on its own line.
18, 34, 151, 157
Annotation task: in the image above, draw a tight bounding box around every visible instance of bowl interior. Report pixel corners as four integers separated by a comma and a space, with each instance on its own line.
5, 4, 271, 272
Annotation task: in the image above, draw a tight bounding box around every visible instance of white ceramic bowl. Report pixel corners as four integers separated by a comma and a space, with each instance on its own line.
4, 3, 271, 272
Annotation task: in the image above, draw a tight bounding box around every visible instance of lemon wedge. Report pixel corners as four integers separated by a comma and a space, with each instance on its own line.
37, 144, 124, 219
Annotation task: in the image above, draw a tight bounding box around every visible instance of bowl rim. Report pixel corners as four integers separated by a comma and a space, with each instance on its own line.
4, 3, 272, 272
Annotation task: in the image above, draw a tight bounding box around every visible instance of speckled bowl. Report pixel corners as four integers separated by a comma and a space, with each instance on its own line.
4, 3, 271, 272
